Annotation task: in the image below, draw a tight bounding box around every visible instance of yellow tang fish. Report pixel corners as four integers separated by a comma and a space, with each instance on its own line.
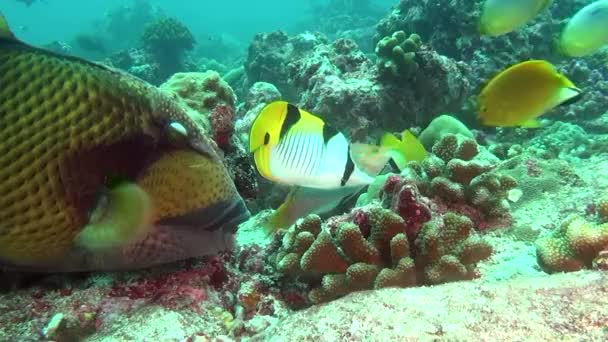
560, 0, 608, 57
479, 0, 552, 36
0, 14, 249, 271
478, 60, 583, 128
249, 101, 426, 232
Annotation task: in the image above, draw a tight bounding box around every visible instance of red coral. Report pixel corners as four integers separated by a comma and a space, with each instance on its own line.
106, 260, 224, 311
210, 104, 235, 150
386, 181, 432, 239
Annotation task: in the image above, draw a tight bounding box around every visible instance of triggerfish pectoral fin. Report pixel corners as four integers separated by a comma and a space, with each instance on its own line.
74, 182, 154, 251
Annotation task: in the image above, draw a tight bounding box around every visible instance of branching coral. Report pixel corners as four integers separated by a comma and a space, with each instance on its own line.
377, 133, 516, 230
415, 213, 492, 284
141, 17, 195, 83
271, 207, 416, 304
375, 30, 421, 80
535, 214, 608, 274
270, 203, 492, 304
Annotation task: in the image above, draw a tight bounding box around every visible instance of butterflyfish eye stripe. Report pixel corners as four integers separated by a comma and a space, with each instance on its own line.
340, 145, 355, 187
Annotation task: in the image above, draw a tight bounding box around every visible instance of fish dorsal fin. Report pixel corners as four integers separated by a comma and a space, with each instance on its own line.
0, 13, 16, 41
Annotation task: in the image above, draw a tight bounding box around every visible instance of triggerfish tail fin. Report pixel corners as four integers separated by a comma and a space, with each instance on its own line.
380, 129, 427, 170
74, 182, 153, 251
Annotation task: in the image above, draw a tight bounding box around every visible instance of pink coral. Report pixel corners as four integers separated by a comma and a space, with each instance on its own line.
210, 104, 235, 150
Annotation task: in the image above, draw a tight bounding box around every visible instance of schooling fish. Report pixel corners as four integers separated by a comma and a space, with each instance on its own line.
477, 60, 583, 128
249, 101, 425, 232
479, 0, 552, 36
0, 13, 250, 271
560, 0, 608, 57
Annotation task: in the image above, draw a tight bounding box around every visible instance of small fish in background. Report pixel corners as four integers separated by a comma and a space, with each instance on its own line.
479, 0, 553, 36
16, 0, 39, 6
0, 13, 250, 272
477, 60, 583, 128
249, 101, 426, 232
559, 0, 608, 57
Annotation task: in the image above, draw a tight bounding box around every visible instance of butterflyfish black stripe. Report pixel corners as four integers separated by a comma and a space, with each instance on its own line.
322, 123, 339, 143
294, 132, 311, 176
340, 145, 355, 187
285, 129, 302, 172
302, 135, 318, 176
277, 129, 293, 165
280, 103, 301, 139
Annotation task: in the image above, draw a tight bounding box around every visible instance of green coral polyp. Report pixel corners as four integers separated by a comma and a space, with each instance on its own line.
376, 30, 422, 79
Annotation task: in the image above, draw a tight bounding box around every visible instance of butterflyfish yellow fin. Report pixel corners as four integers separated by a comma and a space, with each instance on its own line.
74, 182, 153, 251
400, 129, 428, 162
264, 188, 299, 235
519, 119, 541, 128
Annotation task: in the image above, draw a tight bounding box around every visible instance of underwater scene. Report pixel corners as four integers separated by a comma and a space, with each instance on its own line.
1, 0, 607, 340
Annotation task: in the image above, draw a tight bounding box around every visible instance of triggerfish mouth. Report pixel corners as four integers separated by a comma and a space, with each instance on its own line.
0, 14, 250, 271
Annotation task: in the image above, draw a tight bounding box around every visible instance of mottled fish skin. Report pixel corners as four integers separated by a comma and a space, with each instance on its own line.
0, 22, 249, 271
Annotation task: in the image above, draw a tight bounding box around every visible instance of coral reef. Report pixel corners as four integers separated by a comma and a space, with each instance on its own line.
244, 30, 470, 137
269, 203, 491, 303
375, 0, 608, 122
160, 71, 236, 135
141, 17, 196, 83
536, 213, 608, 274
415, 213, 492, 284
370, 133, 516, 230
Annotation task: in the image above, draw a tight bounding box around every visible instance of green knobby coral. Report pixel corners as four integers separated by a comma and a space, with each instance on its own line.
375, 30, 422, 79
415, 212, 492, 284
141, 17, 196, 83
535, 215, 608, 274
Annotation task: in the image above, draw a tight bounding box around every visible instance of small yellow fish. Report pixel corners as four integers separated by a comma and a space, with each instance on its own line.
560, 0, 608, 57
479, 0, 552, 36
478, 60, 583, 128
250, 101, 426, 233
0, 13, 249, 271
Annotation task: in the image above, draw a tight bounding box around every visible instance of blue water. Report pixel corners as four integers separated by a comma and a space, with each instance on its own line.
2, 0, 394, 47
